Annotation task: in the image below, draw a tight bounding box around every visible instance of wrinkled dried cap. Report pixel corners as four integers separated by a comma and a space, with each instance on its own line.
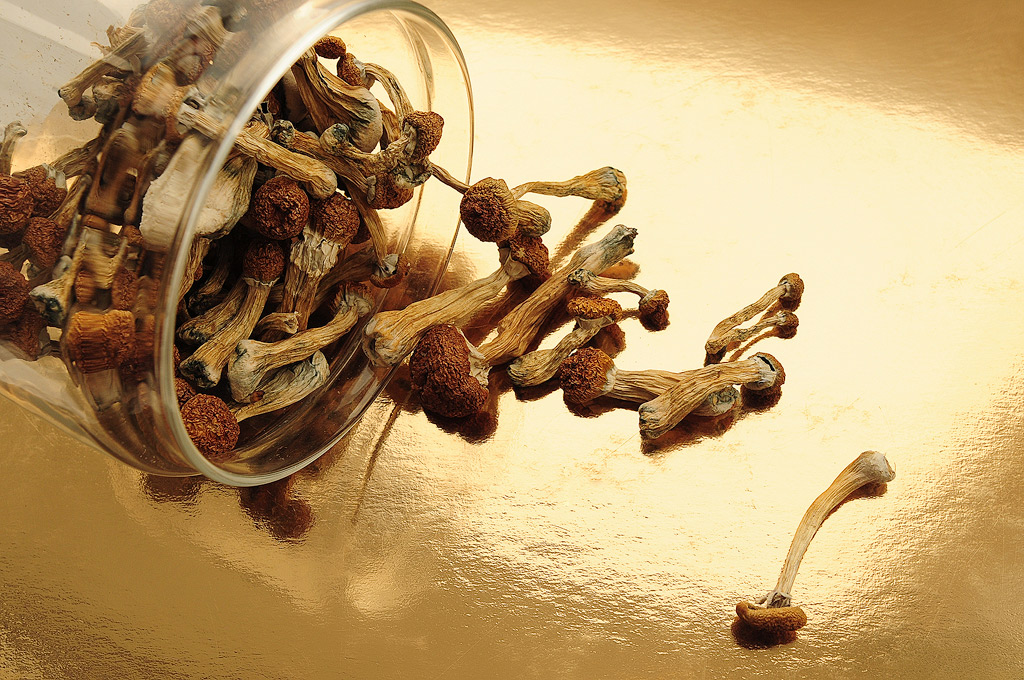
560, 346, 614, 404
369, 172, 414, 209
22, 217, 65, 270
6, 299, 45, 359
64, 309, 136, 373
312, 193, 360, 244
460, 178, 517, 243
370, 254, 409, 288
735, 602, 807, 633
313, 35, 346, 59
175, 376, 196, 406
180, 393, 240, 459
144, 0, 190, 35
110, 267, 140, 311
748, 352, 785, 391
251, 176, 310, 240
403, 111, 444, 163
776, 310, 799, 338
505, 232, 550, 280
0, 260, 29, 325
14, 165, 67, 217
0, 175, 34, 236
638, 290, 670, 331
242, 239, 286, 282
566, 295, 621, 320
337, 53, 364, 87
779, 273, 804, 309
409, 324, 488, 418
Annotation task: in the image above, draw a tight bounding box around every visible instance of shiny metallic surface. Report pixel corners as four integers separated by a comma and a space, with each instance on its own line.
3, 0, 1024, 677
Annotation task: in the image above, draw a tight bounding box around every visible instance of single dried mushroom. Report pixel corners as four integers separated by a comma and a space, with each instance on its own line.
705, 273, 804, 362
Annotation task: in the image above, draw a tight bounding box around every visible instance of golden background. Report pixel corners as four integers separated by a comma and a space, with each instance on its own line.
2, 0, 1024, 677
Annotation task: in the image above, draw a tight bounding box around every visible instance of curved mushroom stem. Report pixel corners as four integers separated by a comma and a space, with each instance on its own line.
705, 310, 799, 363
188, 237, 234, 314
177, 236, 210, 305
568, 267, 669, 331
511, 167, 626, 203
0, 122, 27, 175
362, 62, 413, 120
427, 161, 470, 193
705, 274, 804, 357
507, 313, 620, 387
58, 29, 147, 109
30, 239, 88, 325
230, 351, 330, 422
638, 353, 784, 440
51, 137, 103, 178
253, 311, 300, 340
177, 277, 245, 345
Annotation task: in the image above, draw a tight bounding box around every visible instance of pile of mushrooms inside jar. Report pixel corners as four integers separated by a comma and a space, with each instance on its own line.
0, 0, 896, 643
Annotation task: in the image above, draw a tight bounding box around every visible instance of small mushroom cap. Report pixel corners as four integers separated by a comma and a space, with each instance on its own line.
6, 298, 45, 359
748, 352, 786, 391
22, 217, 65, 269
338, 53, 364, 87
14, 165, 67, 217
638, 290, 670, 331
250, 176, 310, 240
180, 393, 240, 459
175, 376, 197, 406
560, 346, 614, 404
736, 602, 807, 633
110, 267, 140, 311
368, 172, 414, 209
312, 192, 360, 244
409, 324, 489, 418
64, 309, 136, 373
313, 35, 347, 59
242, 239, 286, 282
369, 254, 409, 288
566, 295, 621, 321
776, 310, 799, 338
74, 269, 98, 305
779, 273, 804, 309
0, 260, 29, 325
0, 175, 34, 236
403, 111, 444, 163
460, 178, 517, 243
505, 232, 550, 280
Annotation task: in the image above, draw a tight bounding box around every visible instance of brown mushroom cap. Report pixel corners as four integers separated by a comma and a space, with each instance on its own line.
337, 53, 364, 87
180, 393, 240, 459
638, 290, 670, 331
121, 224, 145, 248
566, 295, 621, 321
175, 376, 196, 406
74, 269, 98, 305
505, 232, 550, 280
64, 309, 136, 373
459, 178, 517, 243
22, 217, 65, 270
312, 192, 360, 244
369, 172, 414, 210
776, 310, 799, 338
350, 217, 371, 244
409, 324, 488, 418
13, 165, 67, 217
369, 255, 409, 288
403, 111, 444, 163
559, 346, 614, 404
0, 260, 29, 325
0, 175, 34, 236
314, 35, 347, 59
242, 239, 286, 282
110, 267, 140, 311
735, 601, 807, 633
250, 176, 310, 240
6, 298, 46, 359
779, 273, 804, 309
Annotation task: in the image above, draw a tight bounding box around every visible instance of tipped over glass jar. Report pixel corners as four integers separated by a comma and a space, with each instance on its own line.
0, 0, 473, 485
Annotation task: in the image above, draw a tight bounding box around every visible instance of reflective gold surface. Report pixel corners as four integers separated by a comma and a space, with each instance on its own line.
3, 0, 1024, 677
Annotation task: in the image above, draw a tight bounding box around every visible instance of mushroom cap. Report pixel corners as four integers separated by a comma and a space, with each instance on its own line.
369, 254, 409, 288
74, 269, 98, 305
505, 231, 550, 280
180, 393, 240, 459
6, 298, 46, 359
779, 273, 804, 309
776, 310, 799, 338
460, 178, 517, 243
0, 260, 29, 325
0, 174, 35, 236
368, 172, 414, 209
250, 176, 310, 240
22, 217, 65, 270
559, 346, 615, 404
638, 289, 670, 331
338, 53, 364, 87
409, 324, 489, 418
64, 309, 136, 373
748, 352, 785, 390
121, 224, 145, 248
242, 239, 286, 282
350, 216, 371, 244
144, 0, 190, 35
314, 35, 347, 59
13, 165, 67, 217
403, 111, 444, 163
312, 192, 360, 244
175, 376, 196, 406
735, 601, 807, 633
110, 267, 140, 311
566, 295, 621, 321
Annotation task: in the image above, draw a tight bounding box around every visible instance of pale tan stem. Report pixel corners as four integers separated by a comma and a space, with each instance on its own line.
427, 162, 470, 193
319, 122, 416, 177
58, 29, 147, 108
177, 237, 210, 305
177, 277, 245, 345
51, 137, 103, 178
0, 122, 27, 175
511, 167, 626, 202
290, 50, 382, 152
287, 131, 365, 189
478, 225, 637, 365
706, 285, 786, 353
342, 178, 389, 266
362, 63, 413, 120
180, 279, 274, 388
706, 310, 796, 356
254, 312, 299, 339
279, 223, 345, 329
507, 316, 612, 387
230, 351, 329, 422
763, 451, 896, 608
314, 244, 375, 307
189, 237, 234, 313
568, 268, 649, 298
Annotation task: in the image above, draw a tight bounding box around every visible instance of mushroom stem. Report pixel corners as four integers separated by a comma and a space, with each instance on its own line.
177, 236, 210, 305
362, 62, 413, 120
230, 351, 330, 422
30, 239, 88, 325
253, 311, 299, 339
177, 276, 245, 345
512, 167, 626, 203
427, 161, 470, 193
705, 310, 799, 363
0, 122, 27, 175
705, 274, 805, 358
568, 267, 670, 331
57, 29, 148, 109
638, 353, 785, 440
478, 225, 637, 365
51, 137, 103, 178
188, 237, 234, 314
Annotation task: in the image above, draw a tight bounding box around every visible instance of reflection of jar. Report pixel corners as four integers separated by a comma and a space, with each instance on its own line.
0, 0, 473, 485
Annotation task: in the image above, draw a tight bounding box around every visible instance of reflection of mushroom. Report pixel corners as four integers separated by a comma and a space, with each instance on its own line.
63, 309, 136, 373
705, 274, 804, 360
180, 239, 285, 388
567, 267, 670, 331
180, 393, 240, 460
736, 450, 896, 634
705, 310, 799, 364
363, 233, 549, 366
0, 173, 33, 237
559, 347, 738, 417
638, 353, 784, 440
230, 351, 330, 422
13, 164, 68, 218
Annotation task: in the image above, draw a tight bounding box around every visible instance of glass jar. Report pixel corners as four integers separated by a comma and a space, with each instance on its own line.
0, 0, 473, 485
